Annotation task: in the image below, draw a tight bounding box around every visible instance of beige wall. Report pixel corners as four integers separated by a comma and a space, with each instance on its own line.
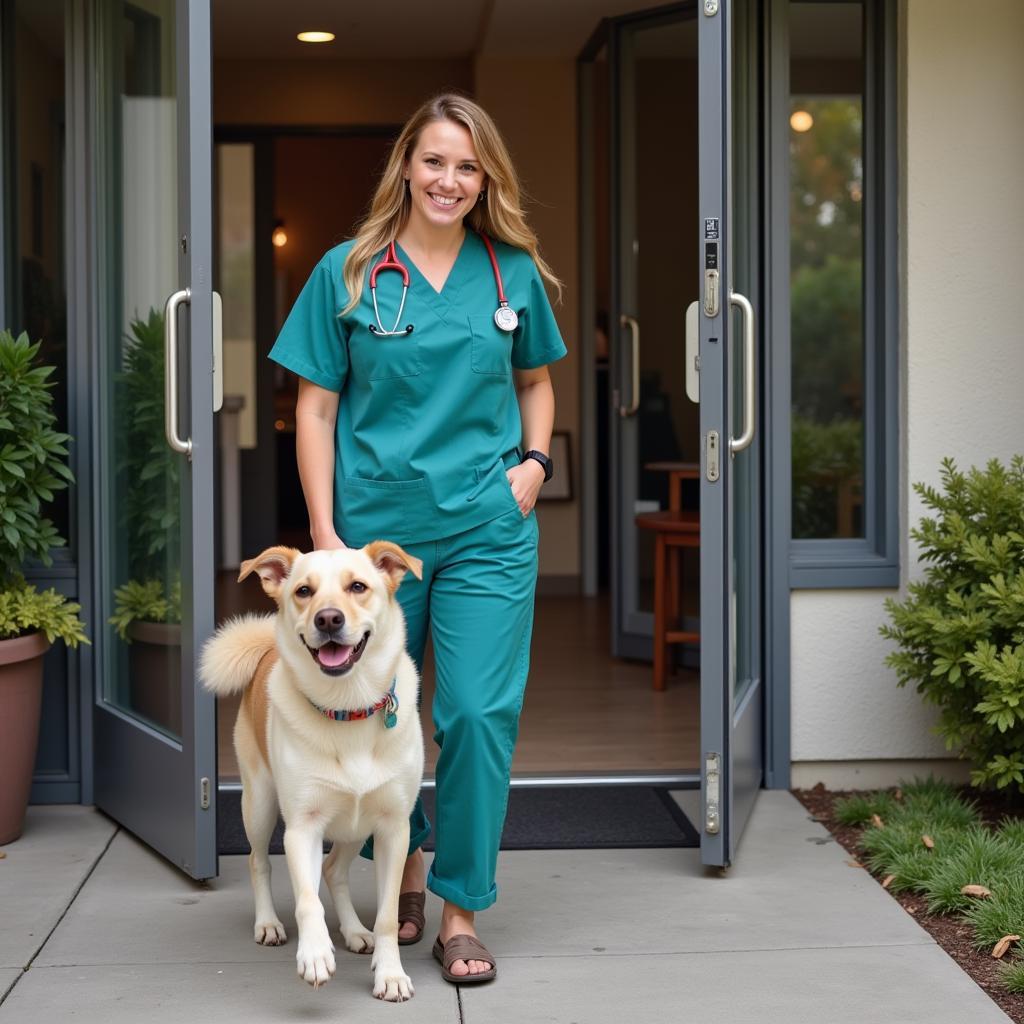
791, 0, 1024, 778
473, 58, 581, 578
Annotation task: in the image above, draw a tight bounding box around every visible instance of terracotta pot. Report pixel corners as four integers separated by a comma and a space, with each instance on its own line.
127, 621, 182, 735
0, 631, 50, 845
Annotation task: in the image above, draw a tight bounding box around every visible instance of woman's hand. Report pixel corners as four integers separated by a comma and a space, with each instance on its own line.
506, 459, 545, 517
310, 527, 346, 551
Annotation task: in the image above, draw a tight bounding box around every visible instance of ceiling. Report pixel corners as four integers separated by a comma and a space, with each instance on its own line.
212, 0, 659, 60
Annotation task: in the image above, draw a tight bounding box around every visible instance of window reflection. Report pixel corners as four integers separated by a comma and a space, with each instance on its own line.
9, 0, 69, 542
789, 2, 865, 539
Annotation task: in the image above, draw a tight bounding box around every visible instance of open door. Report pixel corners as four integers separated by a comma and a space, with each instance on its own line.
698, 0, 763, 868
92, 0, 218, 880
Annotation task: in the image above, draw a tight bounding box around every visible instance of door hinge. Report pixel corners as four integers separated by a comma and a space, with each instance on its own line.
705, 752, 721, 834
200, 777, 211, 810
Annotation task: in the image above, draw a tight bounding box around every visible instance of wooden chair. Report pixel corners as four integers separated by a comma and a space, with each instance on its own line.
634, 509, 700, 691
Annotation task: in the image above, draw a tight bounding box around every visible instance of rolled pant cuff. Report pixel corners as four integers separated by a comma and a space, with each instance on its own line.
427, 867, 498, 911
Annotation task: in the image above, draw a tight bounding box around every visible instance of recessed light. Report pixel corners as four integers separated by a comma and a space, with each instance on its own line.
297, 30, 335, 43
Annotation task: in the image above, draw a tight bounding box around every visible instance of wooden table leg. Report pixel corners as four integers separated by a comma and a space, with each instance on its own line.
653, 532, 667, 691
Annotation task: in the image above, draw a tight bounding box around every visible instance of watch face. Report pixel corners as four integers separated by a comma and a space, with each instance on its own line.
494, 305, 519, 332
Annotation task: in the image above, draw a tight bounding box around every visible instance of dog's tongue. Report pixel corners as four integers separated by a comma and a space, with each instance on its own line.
317, 642, 352, 668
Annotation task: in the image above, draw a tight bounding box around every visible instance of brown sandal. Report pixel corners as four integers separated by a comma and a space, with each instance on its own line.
432, 934, 497, 984
397, 891, 426, 946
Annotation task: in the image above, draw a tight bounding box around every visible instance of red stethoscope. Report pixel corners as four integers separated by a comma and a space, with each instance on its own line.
368, 232, 519, 337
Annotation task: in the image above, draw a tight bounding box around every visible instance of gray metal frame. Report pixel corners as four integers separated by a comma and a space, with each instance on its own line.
91, 0, 217, 880
786, 0, 899, 589
698, 0, 765, 868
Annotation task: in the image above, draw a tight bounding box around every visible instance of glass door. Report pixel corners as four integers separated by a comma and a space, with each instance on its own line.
92, 0, 218, 880
610, 6, 701, 660
698, 0, 763, 867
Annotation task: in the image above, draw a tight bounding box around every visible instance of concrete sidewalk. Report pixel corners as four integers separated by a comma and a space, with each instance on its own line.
0, 791, 1010, 1023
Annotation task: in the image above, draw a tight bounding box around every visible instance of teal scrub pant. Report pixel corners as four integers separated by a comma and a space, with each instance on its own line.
362, 501, 539, 911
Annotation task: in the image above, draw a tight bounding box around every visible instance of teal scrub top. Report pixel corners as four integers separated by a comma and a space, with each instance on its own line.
269, 231, 568, 546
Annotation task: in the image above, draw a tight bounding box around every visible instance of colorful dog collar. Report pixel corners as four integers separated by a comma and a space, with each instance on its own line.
309, 679, 398, 728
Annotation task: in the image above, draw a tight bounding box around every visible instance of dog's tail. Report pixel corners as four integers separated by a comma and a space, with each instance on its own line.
198, 613, 276, 696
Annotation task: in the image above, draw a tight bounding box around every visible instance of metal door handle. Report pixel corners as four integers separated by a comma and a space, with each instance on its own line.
618, 313, 640, 417
212, 290, 223, 413
164, 288, 192, 456
728, 291, 755, 454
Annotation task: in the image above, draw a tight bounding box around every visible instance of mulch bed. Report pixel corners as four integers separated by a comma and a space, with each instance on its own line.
793, 784, 1024, 1024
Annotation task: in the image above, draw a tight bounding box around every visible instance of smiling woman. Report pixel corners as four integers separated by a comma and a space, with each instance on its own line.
269, 93, 567, 984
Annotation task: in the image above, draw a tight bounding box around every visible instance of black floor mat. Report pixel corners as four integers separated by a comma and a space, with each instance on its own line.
218, 785, 699, 854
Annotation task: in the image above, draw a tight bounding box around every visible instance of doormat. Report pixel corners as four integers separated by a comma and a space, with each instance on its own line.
217, 785, 699, 855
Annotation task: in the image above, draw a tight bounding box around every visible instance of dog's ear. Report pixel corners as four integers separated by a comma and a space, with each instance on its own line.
364, 540, 423, 594
238, 546, 302, 602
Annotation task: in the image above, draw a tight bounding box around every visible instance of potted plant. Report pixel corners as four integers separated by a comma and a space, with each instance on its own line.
0, 330, 87, 844
108, 309, 182, 734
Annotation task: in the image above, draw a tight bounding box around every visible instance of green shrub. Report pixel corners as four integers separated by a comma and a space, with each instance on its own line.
0, 330, 87, 646
0, 331, 74, 580
999, 953, 1024, 993
881, 457, 1024, 792
964, 871, 1024, 949
834, 791, 896, 826
922, 827, 1021, 914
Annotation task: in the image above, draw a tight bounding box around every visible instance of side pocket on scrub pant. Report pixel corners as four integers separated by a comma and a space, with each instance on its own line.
339, 475, 434, 544
468, 314, 512, 376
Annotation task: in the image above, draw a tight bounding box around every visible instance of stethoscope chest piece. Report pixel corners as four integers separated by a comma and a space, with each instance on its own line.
494, 303, 519, 332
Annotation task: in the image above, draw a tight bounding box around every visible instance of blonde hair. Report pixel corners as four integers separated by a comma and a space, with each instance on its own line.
342, 93, 562, 314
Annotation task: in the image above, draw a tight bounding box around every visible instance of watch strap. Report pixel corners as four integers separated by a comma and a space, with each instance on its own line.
523, 449, 553, 482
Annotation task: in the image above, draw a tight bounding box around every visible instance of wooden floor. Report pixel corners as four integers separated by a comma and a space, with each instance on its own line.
215, 576, 699, 781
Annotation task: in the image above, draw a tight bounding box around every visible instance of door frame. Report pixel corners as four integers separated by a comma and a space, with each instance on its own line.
576, 0, 791, 789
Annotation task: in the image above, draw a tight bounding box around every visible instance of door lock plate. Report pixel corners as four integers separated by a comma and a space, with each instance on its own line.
705, 430, 720, 482
200, 777, 211, 810
705, 752, 721, 834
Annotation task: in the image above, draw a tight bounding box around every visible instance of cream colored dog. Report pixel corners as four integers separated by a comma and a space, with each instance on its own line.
199, 542, 424, 1002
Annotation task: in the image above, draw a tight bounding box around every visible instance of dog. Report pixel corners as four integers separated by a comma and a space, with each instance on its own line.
199, 542, 424, 1002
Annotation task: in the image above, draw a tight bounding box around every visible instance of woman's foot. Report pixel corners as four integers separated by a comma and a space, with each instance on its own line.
399, 849, 426, 942
439, 904, 491, 977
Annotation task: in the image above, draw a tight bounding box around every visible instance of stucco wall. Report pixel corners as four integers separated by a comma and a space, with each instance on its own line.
791, 0, 1024, 770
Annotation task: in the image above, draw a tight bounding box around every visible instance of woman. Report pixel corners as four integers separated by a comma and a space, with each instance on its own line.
269, 93, 566, 984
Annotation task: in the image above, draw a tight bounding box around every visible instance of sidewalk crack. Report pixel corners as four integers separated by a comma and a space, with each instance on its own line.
0, 824, 121, 1009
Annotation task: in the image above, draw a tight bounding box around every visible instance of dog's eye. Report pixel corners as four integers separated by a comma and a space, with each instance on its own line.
295, 585, 312, 598
349, 581, 367, 594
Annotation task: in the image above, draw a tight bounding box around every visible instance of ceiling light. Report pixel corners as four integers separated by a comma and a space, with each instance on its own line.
297, 30, 335, 43
790, 110, 813, 133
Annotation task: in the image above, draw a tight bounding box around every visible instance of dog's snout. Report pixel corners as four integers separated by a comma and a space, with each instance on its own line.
314, 607, 345, 633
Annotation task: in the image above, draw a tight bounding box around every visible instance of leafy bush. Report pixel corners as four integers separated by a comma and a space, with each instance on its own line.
0, 331, 74, 580
881, 457, 1024, 792
834, 791, 896, 826
0, 575, 88, 647
0, 330, 87, 646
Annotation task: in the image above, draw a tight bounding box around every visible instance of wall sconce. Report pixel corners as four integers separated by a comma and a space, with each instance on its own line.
790, 110, 814, 133
272, 220, 288, 248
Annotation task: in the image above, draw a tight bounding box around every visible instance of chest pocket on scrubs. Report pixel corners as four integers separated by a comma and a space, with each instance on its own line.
350, 329, 422, 381
468, 314, 513, 376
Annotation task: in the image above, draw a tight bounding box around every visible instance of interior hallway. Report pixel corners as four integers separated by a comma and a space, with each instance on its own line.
215, 575, 700, 780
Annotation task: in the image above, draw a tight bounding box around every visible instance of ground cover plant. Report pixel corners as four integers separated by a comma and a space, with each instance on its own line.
795, 779, 1024, 1022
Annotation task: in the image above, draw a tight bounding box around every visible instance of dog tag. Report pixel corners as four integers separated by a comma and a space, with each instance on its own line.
384, 710, 397, 729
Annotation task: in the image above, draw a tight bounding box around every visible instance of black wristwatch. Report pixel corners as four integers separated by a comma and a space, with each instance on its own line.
523, 449, 553, 483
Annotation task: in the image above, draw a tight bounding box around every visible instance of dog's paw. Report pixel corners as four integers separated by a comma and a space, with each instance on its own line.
296, 936, 336, 988
254, 919, 287, 946
373, 969, 414, 1002
343, 929, 374, 954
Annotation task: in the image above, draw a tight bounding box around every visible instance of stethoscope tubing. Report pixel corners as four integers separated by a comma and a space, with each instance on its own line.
368, 231, 514, 336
